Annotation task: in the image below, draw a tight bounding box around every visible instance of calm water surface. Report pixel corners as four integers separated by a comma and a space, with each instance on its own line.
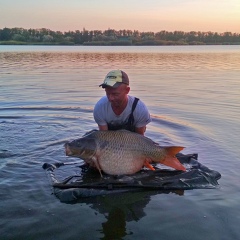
0, 45, 240, 240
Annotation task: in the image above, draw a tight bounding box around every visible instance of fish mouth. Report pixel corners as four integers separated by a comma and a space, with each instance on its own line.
64, 143, 72, 156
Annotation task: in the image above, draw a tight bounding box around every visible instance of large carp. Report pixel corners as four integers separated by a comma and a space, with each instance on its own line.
64, 130, 186, 176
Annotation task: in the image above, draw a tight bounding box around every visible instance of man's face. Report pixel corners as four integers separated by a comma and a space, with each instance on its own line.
105, 84, 130, 107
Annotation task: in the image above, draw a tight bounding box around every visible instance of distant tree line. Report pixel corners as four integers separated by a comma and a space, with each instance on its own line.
0, 27, 239, 45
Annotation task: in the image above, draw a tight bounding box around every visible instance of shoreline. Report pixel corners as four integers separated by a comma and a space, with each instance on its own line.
1, 41, 240, 46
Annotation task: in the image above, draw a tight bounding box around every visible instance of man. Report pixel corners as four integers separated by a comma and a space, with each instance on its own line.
94, 70, 151, 135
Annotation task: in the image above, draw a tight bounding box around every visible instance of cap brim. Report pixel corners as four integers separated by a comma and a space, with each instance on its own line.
99, 82, 122, 88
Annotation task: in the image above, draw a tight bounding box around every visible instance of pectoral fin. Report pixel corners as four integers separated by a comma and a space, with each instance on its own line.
92, 156, 103, 177
144, 161, 155, 171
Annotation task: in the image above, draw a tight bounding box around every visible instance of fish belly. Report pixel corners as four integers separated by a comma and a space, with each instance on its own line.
98, 150, 146, 175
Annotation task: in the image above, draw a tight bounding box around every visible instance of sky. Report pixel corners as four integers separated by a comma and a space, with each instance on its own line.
0, 0, 239, 33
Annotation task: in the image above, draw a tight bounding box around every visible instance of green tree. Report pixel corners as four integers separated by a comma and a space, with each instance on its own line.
0, 27, 12, 40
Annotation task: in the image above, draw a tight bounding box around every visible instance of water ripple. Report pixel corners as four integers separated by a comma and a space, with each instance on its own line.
0, 106, 93, 113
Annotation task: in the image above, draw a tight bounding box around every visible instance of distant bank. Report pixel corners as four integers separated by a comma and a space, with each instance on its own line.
1, 27, 240, 46
1, 41, 239, 46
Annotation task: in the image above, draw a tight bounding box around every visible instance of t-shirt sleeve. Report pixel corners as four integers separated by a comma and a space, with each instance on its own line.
134, 100, 151, 128
93, 98, 107, 126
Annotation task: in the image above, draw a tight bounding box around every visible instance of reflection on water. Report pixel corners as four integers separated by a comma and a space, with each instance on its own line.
2, 50, 240, 72
101, 207, 129, 239
62, 189, 183, 239
86, 191, 183, 239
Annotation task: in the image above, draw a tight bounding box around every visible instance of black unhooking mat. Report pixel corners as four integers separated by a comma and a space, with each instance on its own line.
42, 153, 221, 202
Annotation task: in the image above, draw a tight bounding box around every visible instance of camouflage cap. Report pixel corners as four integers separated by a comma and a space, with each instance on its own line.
99, 70, 129, 88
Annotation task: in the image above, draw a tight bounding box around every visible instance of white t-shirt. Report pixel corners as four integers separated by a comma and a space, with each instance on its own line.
93, 95, 151, 129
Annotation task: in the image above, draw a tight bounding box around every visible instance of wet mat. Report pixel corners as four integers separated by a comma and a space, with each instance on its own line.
42, 153, 221, 202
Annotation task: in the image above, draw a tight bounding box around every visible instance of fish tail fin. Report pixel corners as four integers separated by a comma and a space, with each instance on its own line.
163, 146, 186, 171
144, 161, 155, 171
165, 146, 185, 156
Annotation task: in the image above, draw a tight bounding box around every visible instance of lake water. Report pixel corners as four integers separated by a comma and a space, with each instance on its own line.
0, 45, 240, 240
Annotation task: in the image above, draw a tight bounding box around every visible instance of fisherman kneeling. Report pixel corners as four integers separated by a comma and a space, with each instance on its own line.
94, 70, 151, 135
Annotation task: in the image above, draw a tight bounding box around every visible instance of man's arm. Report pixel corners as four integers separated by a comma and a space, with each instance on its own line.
135, 126, 146, 135
98, 125, 108, 131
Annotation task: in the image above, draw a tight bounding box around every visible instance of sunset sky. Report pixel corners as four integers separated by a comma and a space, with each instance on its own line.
0, 0, 239, 33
